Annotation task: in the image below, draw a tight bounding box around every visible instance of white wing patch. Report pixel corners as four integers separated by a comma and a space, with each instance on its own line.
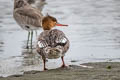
38, 41, 44, 48
56, 37, 67, 44
61, 38, 67, 43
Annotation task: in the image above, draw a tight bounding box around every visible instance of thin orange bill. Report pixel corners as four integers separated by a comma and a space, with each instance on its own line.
56, 23, 68, 26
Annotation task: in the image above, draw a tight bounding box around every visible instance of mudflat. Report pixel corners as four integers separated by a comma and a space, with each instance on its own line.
1, 62, 120, 80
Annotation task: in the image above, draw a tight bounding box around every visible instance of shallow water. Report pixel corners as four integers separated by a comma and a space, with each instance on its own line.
1, 0, 120, 77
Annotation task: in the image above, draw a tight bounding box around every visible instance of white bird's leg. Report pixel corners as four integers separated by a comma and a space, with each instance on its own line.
35, 30, 38, 39
30, 31, 33, 49
26, 31, 30, 49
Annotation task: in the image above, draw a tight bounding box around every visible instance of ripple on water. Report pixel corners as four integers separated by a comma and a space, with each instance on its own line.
0, 41, 4, 53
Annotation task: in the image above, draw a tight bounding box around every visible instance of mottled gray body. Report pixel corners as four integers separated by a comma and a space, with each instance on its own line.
37, 29, 69, 59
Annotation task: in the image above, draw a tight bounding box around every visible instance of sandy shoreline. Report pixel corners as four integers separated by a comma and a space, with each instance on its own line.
0, 62, 120, 80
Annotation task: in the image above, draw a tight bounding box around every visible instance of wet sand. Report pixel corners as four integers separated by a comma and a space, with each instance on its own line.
1, 62, 120, 80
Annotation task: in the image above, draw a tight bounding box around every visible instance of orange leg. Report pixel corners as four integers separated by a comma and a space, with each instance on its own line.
61, 56, 66, 68
43, 59, 48, 70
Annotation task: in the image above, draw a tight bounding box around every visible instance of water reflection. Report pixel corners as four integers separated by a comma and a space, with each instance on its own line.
0, 31, 4, 54
22, 49, 41, 67
0, 41, 4, 54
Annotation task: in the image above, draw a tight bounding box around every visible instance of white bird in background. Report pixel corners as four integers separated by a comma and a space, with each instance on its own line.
13, 0, 44, 49
13, 0, 46, 49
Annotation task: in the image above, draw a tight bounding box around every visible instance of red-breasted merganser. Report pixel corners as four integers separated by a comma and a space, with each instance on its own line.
36, 15, 69, 70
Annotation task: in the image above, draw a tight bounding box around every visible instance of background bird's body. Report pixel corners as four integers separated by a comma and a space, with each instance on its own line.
13, 0, 43, 49
13, 0, 43, 31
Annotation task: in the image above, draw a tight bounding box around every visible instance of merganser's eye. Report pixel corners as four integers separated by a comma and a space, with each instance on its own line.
54, 22, 57, 24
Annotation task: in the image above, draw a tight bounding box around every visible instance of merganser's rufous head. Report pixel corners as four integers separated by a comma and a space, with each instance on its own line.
42, 15, 68, 30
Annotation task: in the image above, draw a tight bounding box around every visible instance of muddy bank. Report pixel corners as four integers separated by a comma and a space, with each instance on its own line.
0, 62, 120, 80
